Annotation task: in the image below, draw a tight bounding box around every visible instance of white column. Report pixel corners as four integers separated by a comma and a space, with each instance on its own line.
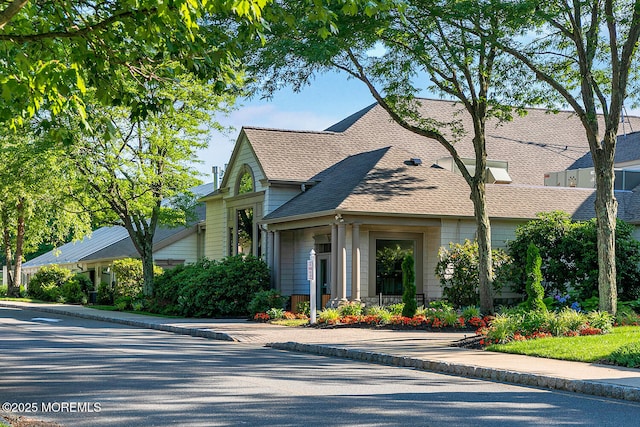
338, 222, 347, 302
351, 223, 361, 301
331, 223, 338, 300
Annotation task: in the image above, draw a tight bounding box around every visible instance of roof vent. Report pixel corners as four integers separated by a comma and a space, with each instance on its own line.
407, 158, 422, 166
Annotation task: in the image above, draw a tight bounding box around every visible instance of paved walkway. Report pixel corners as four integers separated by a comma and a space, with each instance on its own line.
3, 301, 640, 403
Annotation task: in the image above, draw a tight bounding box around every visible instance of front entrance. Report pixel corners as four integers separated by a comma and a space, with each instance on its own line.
317, 253, 331, 310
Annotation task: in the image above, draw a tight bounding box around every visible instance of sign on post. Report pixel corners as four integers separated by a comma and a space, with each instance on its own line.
308, 249, 317, 325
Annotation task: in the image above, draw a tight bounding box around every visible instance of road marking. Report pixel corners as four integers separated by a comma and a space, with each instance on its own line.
31, 317, 62, 323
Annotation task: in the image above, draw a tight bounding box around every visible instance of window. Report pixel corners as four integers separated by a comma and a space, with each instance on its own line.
236, 166, 255, 195
375, 239, 415, 295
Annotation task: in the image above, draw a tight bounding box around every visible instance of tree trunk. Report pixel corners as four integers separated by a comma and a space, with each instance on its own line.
140, 238, 155, 297
470, 182, 494, 314
595, 135, 618, 315
13, 199, 25, 292
2, 222, 16, 297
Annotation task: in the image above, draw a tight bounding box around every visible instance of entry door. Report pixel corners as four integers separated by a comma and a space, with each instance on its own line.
317, 254, 331, 310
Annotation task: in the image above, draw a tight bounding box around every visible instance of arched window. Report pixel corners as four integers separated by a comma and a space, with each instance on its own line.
236, 165, 255, 195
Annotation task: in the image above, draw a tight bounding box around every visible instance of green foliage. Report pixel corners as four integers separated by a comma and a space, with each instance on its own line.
607, 342, 640, 368
386, 303, 405, 316
266, 308, 286, 320
296, 300, 311, 316
0, 285, 6, 297
401, 254, 417, 318
506, 212, 640, 301
461, 306, 482, 319
587, 311, 614, 333
97, 282, 113, 305
112, 258, 162, 299
27, 265, 73, 301
151, 255, 271, 317
318, 308, 341, 324
525, 243, 546, 313
339, 301, 363, 316
60, 275, 91, 304
436, 240, 510, 308
248, 289, 287, 317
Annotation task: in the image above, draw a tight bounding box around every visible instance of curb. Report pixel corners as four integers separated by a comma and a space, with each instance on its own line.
268, 342, 640, 403
0, 302, 237, 342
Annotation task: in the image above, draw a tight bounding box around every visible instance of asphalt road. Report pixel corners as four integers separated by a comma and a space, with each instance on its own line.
1, 306, 639, 427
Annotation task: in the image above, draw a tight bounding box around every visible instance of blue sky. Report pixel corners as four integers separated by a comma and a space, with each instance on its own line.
194, 70, 376, 180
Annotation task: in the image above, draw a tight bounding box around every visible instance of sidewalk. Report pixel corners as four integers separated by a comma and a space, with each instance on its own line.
3, 301, 640, 403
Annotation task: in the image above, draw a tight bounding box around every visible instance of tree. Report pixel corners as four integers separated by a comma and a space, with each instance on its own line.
525, 243, 546, 313
492, 0, 640, 315
60, 73, 231, 296
255, 0, 529, 313
0, 125, 90, 297
0, 0, 270, 125
401, 253, 417, 318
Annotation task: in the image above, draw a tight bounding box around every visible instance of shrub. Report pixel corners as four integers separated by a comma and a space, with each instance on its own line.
607, 342, 640, 368
436, 240, 510, 308
401, 254, 417, 318
318, 308, 341, 324
152, 255, 271, 317
587, 310, 614, 333
266, 307, 285, 319
525, 243, 546, 313
461, 306, 482, 320
60, 278, 87, 304
27, 265, 73, 301
0, 285, 7, 297
97, 282, 114, 305
248, 289, 286, 317
386, 303, 404, 315
112, 258, 162, 299
114, 296, 133, 311
339, 301, 363, 316
506, 212, 640, 300
296, 300, 311, 316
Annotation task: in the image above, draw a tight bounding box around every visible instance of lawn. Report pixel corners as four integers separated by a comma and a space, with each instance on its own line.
487, 326, 640, 363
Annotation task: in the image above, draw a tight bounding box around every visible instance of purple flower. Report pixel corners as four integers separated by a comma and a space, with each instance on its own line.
571, 302, 581, 312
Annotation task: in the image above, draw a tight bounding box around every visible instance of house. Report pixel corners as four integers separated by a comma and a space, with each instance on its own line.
202, 99, 640, 308
20, 183, 212, 289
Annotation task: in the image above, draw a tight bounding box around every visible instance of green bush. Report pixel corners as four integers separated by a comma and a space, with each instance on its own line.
0, 285, 7, 297
386, 303, 404, 315
296, 300, 311, 316
607, 342, 640, 368
248, 289, 286, 317
318, 308, 340, 323
525, 243, 546, 313
60, 277, 87, 304
97, 282, 114, 305
28, 265, 73, 301
112, 258, 162, 299
436, 240, 510, 308
401, 254, 417, 318
266, 307, 285, 319
152, 255, 271, 317
339, 301, 363, 316
506, 212, 640, 301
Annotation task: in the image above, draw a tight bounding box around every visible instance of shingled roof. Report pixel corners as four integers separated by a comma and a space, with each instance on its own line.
243, 99, 640, 224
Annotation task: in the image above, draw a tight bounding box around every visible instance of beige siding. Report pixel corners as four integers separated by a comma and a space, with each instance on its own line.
155, 233, 199, 264
226, 136, 266, 195
204, 199, 226, 260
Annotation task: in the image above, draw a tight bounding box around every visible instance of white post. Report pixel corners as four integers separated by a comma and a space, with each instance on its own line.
308, 249, 317, 325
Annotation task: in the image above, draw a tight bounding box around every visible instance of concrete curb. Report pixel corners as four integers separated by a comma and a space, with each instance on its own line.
268, 342, 640, 403
0, 302, 237, 342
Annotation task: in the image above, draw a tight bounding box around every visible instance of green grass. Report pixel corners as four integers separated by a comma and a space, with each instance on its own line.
270, 318, 309, 327
488, 326, 640, 363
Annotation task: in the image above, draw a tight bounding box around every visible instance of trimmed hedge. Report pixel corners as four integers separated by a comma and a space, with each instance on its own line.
152, 255, 270, 317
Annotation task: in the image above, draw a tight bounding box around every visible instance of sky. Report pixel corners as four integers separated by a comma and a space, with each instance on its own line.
193, 70, 376, 181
